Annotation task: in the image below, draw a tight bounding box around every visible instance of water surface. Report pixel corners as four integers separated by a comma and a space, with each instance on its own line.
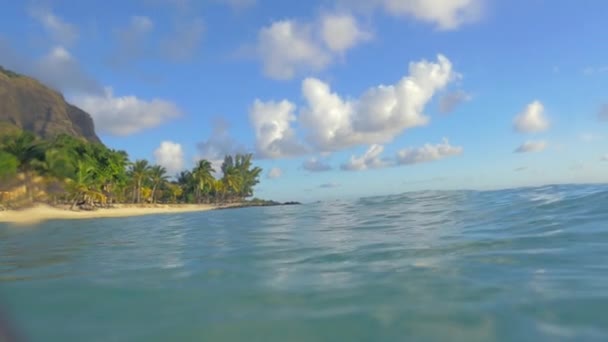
2, 184, 608, 341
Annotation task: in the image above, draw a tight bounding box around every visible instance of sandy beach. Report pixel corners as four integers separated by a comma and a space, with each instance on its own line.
0, 203, 238, 225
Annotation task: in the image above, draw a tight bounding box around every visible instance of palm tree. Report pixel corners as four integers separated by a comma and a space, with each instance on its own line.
177, 170, 195, 203
101, 150, 129, 204
234, 154, 261, 198
67, 157, 104, 209
149, 165, 168, 203
222, 167, 242, 202
211, 179, 226, 204
128, 159, 151, 203
192, 159, 215, 203
166, 183, 183, 204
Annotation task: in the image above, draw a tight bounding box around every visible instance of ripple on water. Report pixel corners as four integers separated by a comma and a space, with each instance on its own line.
1, 184, 608, 341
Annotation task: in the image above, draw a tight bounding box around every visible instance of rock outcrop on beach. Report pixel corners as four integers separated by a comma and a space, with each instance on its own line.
0, 66, 101, 143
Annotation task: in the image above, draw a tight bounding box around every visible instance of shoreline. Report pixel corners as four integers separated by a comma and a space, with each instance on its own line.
0, 203, 242, 225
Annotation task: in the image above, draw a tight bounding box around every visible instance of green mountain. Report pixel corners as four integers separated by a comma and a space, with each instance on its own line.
0, 66, 101, 144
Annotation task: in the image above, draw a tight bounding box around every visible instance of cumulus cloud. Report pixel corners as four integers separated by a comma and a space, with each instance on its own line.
255, 13, 369, 80
598, 104, 608, 122
320, 13, 371, 53
376, 0, 483, 30
249, 99, 308, 158
250, 55, 456, 157
300, 55, 455, 150
439, 90, 471, 114
72, 88, 182, 136
302, 157, 332, 172
29, 6, 79, 46
341, 139, 463, 171
583, 66, 608, 76
267, 167, 283, 179
154, 141, 185, 175
513, 101, 549, 133
396, 138, 463, 165
35, 46, 104, 95
160, 18, 204, 61
196, 118, 247, 161
256, 20, 331, 80
341, 144, 387, 171
514, 140, 547, 153
110, 16, 154, 66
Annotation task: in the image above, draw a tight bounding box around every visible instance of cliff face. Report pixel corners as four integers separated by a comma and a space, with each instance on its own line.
0, 66, 102, 143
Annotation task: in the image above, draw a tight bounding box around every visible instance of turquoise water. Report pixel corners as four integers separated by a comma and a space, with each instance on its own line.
2, 184, 608, 341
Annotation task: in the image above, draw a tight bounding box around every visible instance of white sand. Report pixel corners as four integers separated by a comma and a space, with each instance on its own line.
0, 203, 236, 225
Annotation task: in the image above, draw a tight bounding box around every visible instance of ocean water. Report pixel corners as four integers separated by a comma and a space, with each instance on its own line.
1, 184, 608, 341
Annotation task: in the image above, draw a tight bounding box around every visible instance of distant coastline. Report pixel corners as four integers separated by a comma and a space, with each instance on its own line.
0, 200, 301, 225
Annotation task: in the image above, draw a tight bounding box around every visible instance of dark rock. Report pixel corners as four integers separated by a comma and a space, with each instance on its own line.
0, 66, 102, 143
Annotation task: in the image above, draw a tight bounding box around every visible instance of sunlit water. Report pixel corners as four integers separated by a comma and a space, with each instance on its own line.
2, 184, 608, 341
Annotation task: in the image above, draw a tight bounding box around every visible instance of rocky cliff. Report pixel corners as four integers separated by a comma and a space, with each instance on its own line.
0, 66, 101, 143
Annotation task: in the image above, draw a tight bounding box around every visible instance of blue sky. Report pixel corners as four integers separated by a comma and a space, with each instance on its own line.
1, 0, 607, 201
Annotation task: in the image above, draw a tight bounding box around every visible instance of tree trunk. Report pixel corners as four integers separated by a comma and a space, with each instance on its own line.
136, 179, 142, 203
70, 192, 81, 210
151, 183, 158, 204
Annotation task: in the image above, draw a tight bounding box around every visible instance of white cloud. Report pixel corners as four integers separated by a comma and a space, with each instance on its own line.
439, 90, 471, 113
341, 138, 462, 171
300, 54, 455, 150
130, 16, 154, 33
396, 138, 463, 164
249, 99, 308, 158
321, 13, 371, 53
250, 55, 457, 158
35, 46, 103, 95
196, 118, 247, 161
514, 140, 547, 153
583, 66, 608, 75
302, 157, 332, 172
513, 100, 549, 133
154, 141, 185, 175
267, 167, 283, 179
254, 13, 369, 80
160, 18, 204, 61
319, 182, 340, 188
341, 144, 387, 171
256, 20, 331, 80
373, 0, 483, 30
72, 88, 181, 136
580, 133, 603, 142
598, 104, 608, 122
29, 6, 79, 46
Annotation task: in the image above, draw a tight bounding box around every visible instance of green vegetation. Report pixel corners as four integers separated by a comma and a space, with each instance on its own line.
0, 131, 263, 209
0, 66, 22, 78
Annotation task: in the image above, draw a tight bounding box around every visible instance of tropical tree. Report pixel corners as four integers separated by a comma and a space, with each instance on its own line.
192, 159, 215, 203
166, 183, 183, 204
0, 151, 19, 181
0, 131, 45, 199
128, 159, 151, 203
67, 157, 105, 209
149, 165, 168, 203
